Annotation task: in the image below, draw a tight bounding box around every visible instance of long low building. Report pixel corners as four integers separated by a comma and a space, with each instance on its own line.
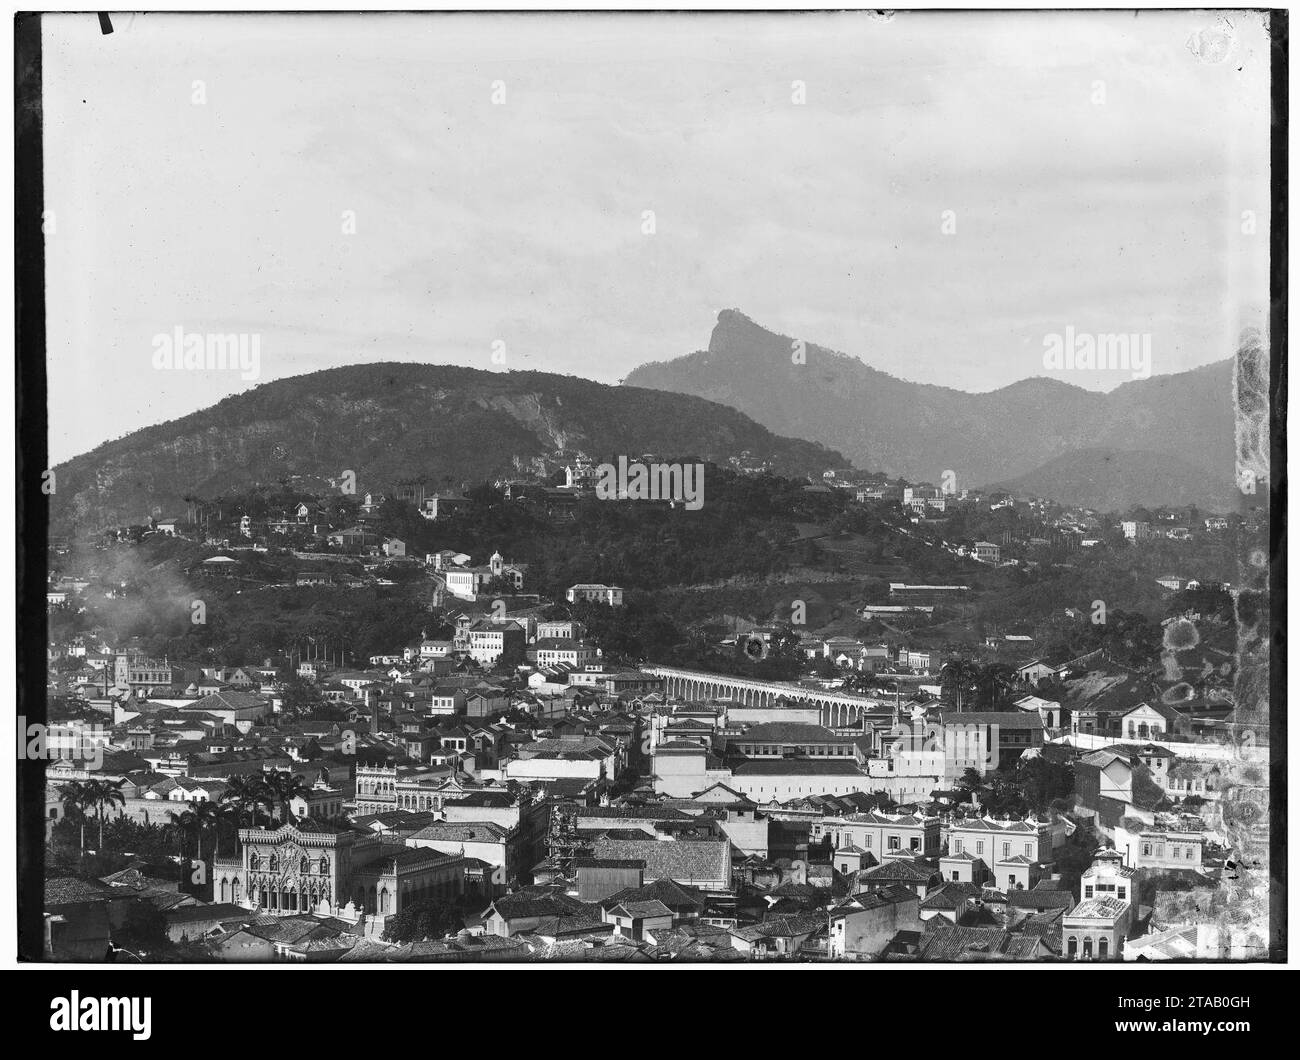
653, 738, 883, 801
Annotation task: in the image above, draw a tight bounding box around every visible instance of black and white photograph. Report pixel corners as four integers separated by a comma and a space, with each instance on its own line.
10, 4, 1289, 998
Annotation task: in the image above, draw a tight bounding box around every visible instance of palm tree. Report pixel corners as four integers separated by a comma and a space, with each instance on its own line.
189, 799, 220, 862
939, 659, 981, 712
840, 671, 876, 695
975, 663, 1018, 711
165, 808, 198, 860
220, 773, 273, 831
84, 779, 126, 850
57, 780, 92, 854
214, 800, 243, 858
265, 770, 312, 824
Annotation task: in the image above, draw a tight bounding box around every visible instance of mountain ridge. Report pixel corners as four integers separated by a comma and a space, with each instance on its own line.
624, 310, 1238, 509
49, 362, 848, 534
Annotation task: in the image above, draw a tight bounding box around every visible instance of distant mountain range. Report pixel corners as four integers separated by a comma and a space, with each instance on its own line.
49, 364, 845, 534
987, 448, 1240, 514
624, 310, 1241, 511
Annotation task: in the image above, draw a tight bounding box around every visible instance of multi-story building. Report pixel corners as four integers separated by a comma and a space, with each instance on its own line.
1064, 896, 1129, 960
442, 552, 525, 601
536, 619, 583, 641
1130, 829, 1205, 871
1081, 848, 1135, 913
288, 781, 346, 821
930, 711, 1045, 777
811, 811, 942, 861
1164, 760, 1222, 802
108, 654, 182, 697
213, 819, 361, 917
419, 493, 468, 521
534, 638, 600, 669
566, 583, 625, 606
427, 686, 468, 716
348, 847, 466, 923
944, 817, 1054, 891
467, 620, 526, 667
728, 722, 857, 760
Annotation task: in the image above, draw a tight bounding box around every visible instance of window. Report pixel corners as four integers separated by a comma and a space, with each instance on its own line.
1067, 936, 1078, 957
1142, 844, 1151, 857
954, 839, 963, 853
1002, 843, 1010, 858
909, 837, 920, 851
1024, 844, 1032, 856
976, 842, 984, 856
1098, 938, 1109, 959
1117, 887, 1126, 900
888, 836, 900, 851
1085, 885, 1093, 898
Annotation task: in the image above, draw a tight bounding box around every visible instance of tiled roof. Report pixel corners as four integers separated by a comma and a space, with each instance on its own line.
574, 858, 645, 870
921, 884, 974, 911
839, 810, 937, 826
831, 884, 920, 916
938, 712, 1043, 730
601, 879, 707, 912
736, 722, 846, 742
527, 916, 613, 938
591, 837, 730, 886
608, 899, 673, 920
950, 817, 1041, 833
859, 859, 936, 882
409, 822, 508, 843
732, 759, 863, 777
731, 912, 824, 941
488, 892, 590, 921
45, 877, 118, 906
1008, 889, 1074, 910
1066, 896, 1129, 920
578, 806, 693, 821
917, 923, 1016, 960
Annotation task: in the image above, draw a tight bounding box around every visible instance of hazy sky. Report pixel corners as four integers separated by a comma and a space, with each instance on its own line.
42, 10, 1272, 464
